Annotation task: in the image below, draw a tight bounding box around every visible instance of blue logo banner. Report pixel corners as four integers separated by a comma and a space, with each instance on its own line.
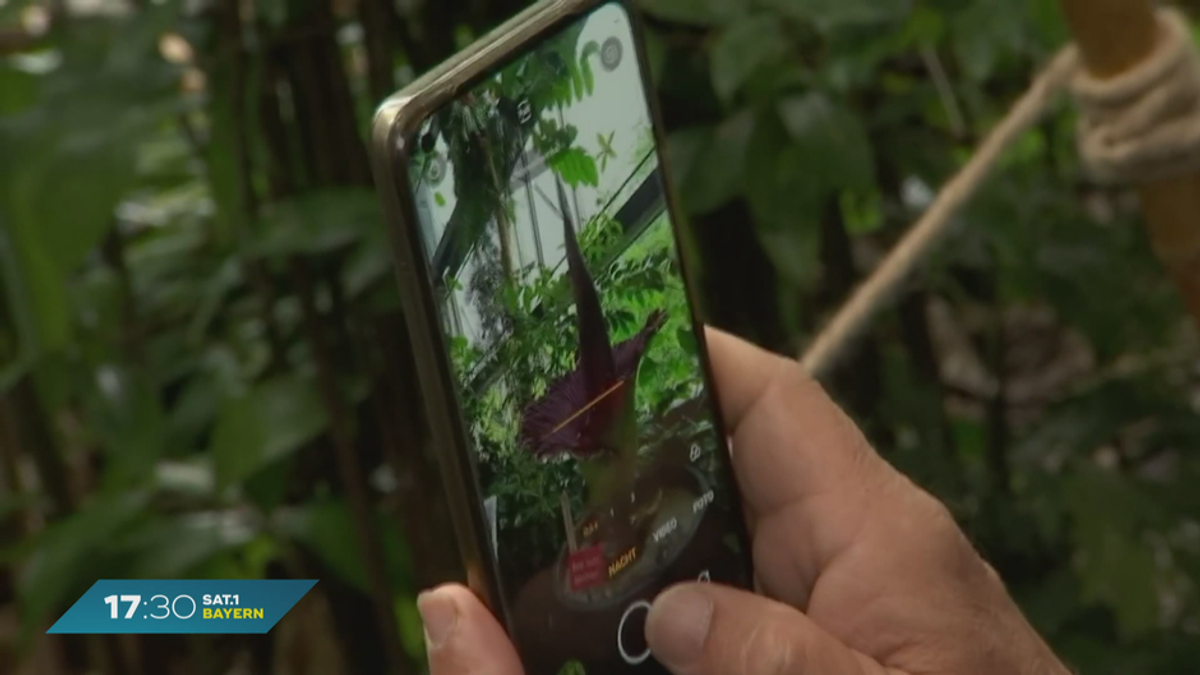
47, 580, 317, 634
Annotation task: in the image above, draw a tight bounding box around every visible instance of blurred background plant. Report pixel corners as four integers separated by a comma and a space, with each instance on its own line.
2, 0, 1200, 673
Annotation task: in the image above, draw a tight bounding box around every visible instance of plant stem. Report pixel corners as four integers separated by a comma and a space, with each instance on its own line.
367, 314, 465, 588
984, 258, 1012, 498
480, 130, 516, 281
100, 227, 145, 367
358, 0, 398, 104
210, 0, 289, 373
288, 257, 411, 675
919, 44, 966, 139
817, 197, 886, 441
9, 377, 73, 519
279, 0, 370, 188
898, 290, 962, 470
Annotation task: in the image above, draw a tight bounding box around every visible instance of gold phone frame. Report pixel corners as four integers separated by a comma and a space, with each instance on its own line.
368, 0, 753, 635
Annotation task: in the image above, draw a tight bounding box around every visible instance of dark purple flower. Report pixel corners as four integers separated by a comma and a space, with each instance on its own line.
519, 181, 665, 460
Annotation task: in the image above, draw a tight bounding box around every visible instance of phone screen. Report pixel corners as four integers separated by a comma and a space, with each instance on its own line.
405, 3, 750, 672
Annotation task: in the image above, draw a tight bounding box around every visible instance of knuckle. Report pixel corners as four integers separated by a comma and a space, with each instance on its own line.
922, 495, 961, 538
737, 617, 803, 675
912, 493, 997, 582
926, 505, 971, 561
873, 483, 970, 563
836, 410, 876, 468
982, 560, 1004, 586
902, 486, 957, 538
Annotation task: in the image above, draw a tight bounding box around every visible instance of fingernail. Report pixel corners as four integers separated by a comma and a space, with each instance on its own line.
646, 585, 713, 668
417, 590, 459, 650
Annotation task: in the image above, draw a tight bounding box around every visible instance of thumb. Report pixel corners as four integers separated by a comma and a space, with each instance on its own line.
645, 583, 884, 675
418, 584, 525, 675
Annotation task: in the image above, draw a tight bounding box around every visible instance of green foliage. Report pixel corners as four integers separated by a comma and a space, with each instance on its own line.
0, 7, 185, 356
120, 510, 263, 580
1063, 466, 1161, 641
645, 0, 1200, 670
211, 376, 330, 491
596, 131, 617, 172
455, 212, 705, 578
17, 491, 151, 631
710, 15, 790, 104
549, 146, 600, 188
247, 190, 383, 259
776, 92, 875, 194
394, 594, 428, 663
1, 2, 422, 670
3, 0, 1200, 672
558, 659, 587, 675
637, 0, 745, 27
668, 110, 755, 216
274, 499, 413, 595
414, 23, 605, 280
761, 0, 911, 33
84, 365, 168, 489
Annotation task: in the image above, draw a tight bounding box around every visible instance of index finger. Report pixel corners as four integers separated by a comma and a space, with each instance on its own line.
702, 327, 807, 432
702, 327, 884, 514
701, 327, 895, 606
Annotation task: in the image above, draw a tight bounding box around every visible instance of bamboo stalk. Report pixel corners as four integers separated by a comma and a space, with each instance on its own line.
1059, 0, 1200, 329
288, 257, 412, 675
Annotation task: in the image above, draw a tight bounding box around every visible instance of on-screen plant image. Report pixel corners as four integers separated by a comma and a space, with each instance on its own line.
406, 3, 736, 617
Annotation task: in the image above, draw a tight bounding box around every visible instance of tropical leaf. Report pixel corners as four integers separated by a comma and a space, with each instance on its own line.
122, 510, 261, 579
248, 189, 382, 259
211, 377, 329, 490
83, 364, 167, 489
17, 491, 150, 631
274, 499, 413, 594
710, 15, 790, 103
776, 92, 875, 194
670, 110, 756, 216
549, 147, 600, 188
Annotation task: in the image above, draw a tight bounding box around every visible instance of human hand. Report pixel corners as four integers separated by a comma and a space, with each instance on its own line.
417, 328, 1072, 675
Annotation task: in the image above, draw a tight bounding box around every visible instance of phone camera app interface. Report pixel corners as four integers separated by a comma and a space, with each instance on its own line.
407, 3, 748, 672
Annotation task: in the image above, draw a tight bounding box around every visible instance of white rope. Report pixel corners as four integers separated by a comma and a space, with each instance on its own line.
800, 7, 1200, 378
798, 50, 1076, 376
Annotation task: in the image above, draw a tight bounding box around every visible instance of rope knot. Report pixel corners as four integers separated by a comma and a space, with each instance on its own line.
1069, 8, 1200, 185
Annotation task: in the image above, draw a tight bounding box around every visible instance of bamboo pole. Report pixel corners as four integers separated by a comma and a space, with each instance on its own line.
1060, 0, 1200, 329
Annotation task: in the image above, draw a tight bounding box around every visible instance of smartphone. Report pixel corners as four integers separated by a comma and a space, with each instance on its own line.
370, 1, 753, 672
